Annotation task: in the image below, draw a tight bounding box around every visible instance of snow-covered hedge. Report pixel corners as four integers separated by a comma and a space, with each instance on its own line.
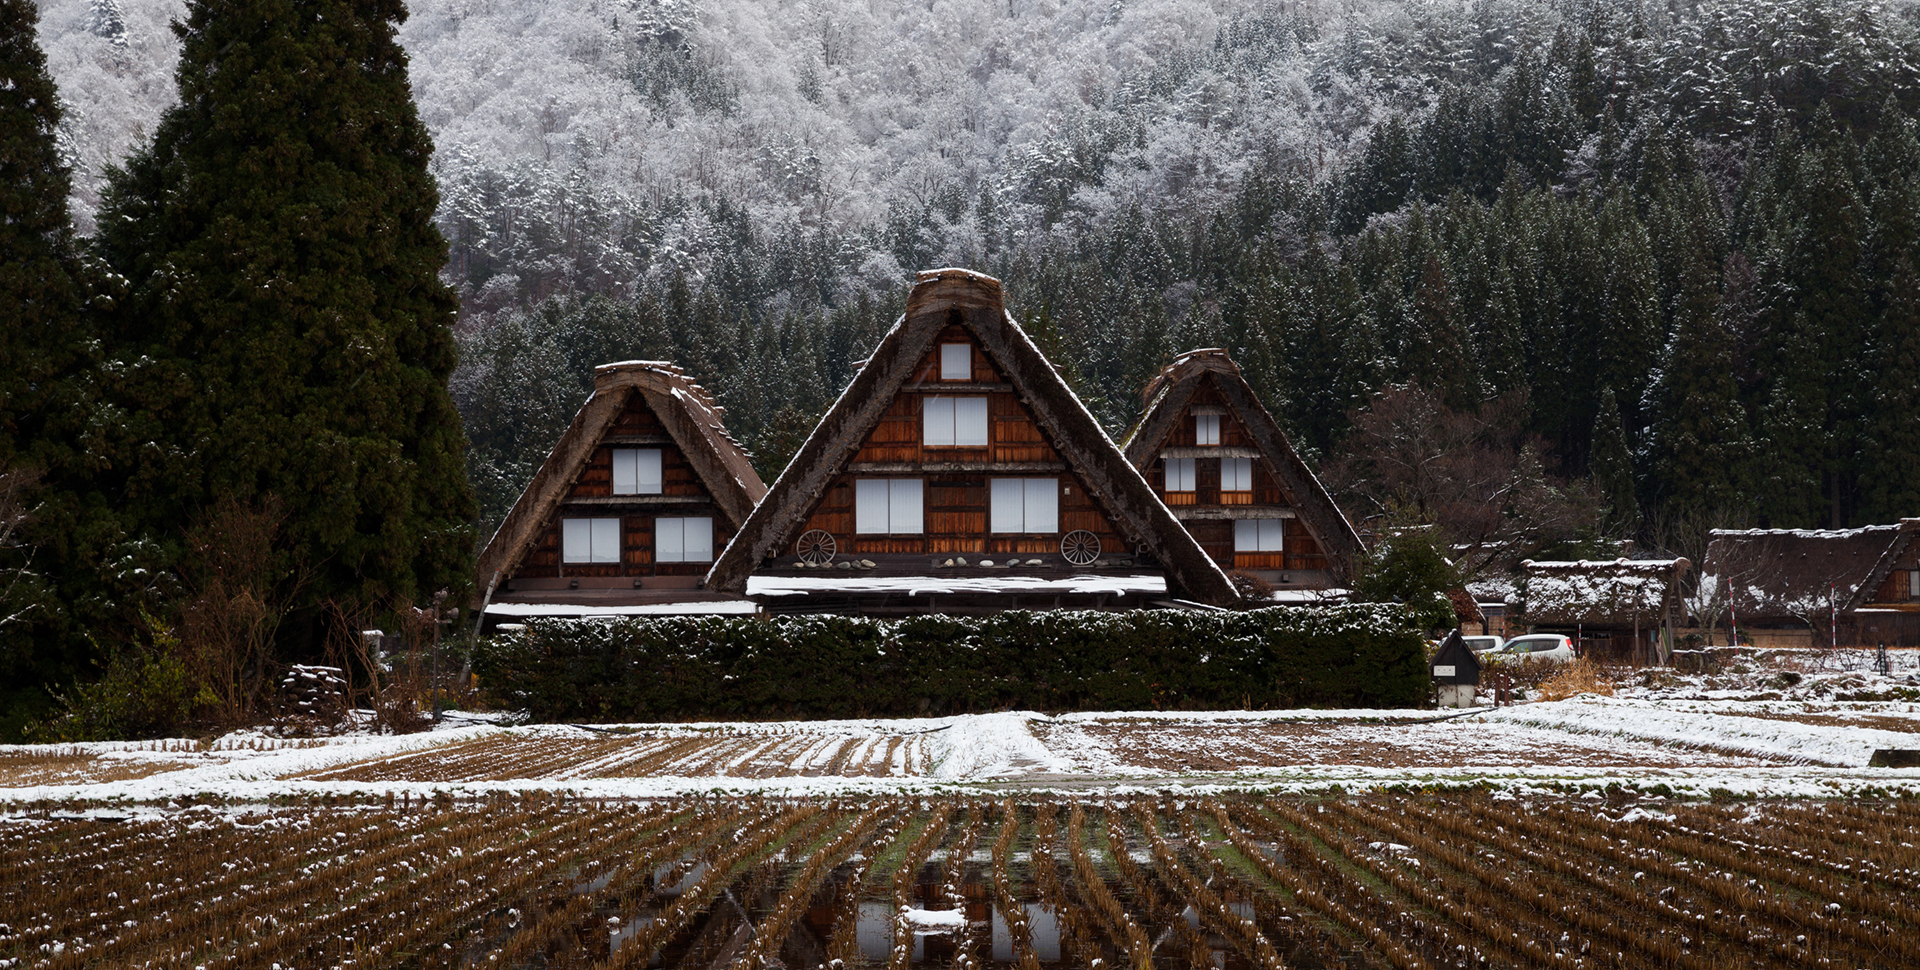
472, 606, 1429, 721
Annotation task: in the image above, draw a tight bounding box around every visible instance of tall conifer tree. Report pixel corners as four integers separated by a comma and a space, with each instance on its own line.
0, 0, 83, 467
0, 0, 97, 735
91, 0, 476, 622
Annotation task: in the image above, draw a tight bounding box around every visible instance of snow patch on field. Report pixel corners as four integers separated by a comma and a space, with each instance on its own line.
1481, 696, 1913, 766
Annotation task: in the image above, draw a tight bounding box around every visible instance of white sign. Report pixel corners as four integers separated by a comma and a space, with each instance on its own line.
1433, 665, 1456, 677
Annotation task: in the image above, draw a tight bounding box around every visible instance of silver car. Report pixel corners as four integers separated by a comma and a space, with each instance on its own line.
1491, 634, 1575, 663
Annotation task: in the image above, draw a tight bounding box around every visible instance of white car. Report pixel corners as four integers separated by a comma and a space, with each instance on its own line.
1490, 634, 1575, 663
1464, 635, 1503, 653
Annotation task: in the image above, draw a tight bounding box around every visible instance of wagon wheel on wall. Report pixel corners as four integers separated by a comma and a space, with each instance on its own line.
794, 529, 837, 565
1060, 530, 1101, 566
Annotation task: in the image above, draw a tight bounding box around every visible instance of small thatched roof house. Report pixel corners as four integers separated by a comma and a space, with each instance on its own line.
1512, 558, 1690, 661
1700, 521, 1920, 646
474, 361, 768, 624
705, 269, 1237, 613
1120, 348, 1364, 591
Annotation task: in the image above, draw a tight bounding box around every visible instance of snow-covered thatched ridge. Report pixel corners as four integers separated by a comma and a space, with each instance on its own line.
1514, 558, 1687, 626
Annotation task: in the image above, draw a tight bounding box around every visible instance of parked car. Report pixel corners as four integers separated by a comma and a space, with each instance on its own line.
1464, 635, 1504, 653
1489, 634, 1575, 663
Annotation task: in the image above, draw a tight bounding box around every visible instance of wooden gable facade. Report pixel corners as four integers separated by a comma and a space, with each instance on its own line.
786, 320, 1129, 562
1121, 349, 1364, 588
706, 269, 1237, 610
475, 361, 766, 617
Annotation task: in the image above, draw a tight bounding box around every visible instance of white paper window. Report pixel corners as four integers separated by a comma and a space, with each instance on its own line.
562, 517, 622, 563
655, 516, 713, 562
991, 478, 1059, 533
611, 448, 663, 495
855, 479, 923, 534
1234, 519, 1286, 552
940, 343, 972, 380
1196, 414, 1221, 445
1910, 569, 1919, 598
923, 396, 988, 446
1222, 457, 1253, 492
1164, 457, 1196, 492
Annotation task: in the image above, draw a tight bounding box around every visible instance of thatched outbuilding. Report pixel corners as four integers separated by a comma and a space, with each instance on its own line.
1512, 558, 1690, 662
1700, 521, 1920, 647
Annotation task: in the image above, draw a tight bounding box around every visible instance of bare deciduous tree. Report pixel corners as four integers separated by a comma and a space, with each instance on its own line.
1321, 384, 1599, 580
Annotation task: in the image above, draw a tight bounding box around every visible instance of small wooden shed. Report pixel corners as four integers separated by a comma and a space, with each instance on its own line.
1429, 630, 1481, 709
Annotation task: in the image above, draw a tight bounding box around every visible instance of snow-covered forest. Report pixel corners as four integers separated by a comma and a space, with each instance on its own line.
34, 0, 1920, 556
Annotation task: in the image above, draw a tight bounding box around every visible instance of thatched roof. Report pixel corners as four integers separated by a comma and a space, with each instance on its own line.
1515, 558, 1689, 626
1700, 524, 1912, 620
1121, 347, 1364, 580
704, 268, 1238, 606
474, 361, 767, 597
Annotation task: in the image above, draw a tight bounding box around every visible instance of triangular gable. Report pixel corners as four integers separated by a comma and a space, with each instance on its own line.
1120, 348, 1364, 582
476, 361, 767, 596
705, 269, 1237, 606
1846, 518, 1920, 610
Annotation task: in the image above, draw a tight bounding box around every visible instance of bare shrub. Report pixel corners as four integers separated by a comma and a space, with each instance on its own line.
1535, 658, 1615, 701
175, 496, 300, 728
0, 464, 42, 632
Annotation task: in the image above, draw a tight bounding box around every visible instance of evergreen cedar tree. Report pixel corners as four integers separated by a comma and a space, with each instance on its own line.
0, 0, 84, 471
0, 0, 99, 732
88, 0, 476, 623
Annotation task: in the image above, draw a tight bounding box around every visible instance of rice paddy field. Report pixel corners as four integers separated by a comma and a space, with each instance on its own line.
10, 652, 1920, 969
9, 793, 1920, 969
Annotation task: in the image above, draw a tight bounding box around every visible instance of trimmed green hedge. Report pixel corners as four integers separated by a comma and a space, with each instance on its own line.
471, 606, 1431, 721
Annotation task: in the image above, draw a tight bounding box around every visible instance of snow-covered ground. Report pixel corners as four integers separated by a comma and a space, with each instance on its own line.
8, 678, 1920, 808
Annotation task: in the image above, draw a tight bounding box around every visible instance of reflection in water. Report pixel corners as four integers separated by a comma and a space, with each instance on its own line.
607, 915, 652, 953
856, 901, 925, 963
990, 903, 1061, 963
650, 858, 707, 896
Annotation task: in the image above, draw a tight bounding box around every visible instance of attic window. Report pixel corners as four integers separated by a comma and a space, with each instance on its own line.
1196, 414, 1221, 445
1235, 519, 1284, 552
655, 516, 713, 562
563, 517, 621, 564
612, 448, 663, 495
940, 343, 972, 380
1164, 457, 1196, 493
1910, 569, 1919, 598
1221, 457, 1253, 492
924, 397, 989, 446
990, 478, 1059, 534
856, 479, 923, 534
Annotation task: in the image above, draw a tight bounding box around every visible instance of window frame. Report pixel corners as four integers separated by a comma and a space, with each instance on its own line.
1164, 457, 1196, 493
939, 343, 972, 381
990, 477, 1059, 534
923, 396, 989, 447
1221, 456, 1253, 492
854, 479, 924, 534
655, 516, 714, 563
1195, 413, 1222, 445
562, 516, 622, 564
611, 448, 663, 495
1233, 518, 1285, 553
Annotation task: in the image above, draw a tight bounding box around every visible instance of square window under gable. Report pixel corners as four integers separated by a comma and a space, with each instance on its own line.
940, 343, 972, 380
563, 517, 621, 563
612, 448, 663, 495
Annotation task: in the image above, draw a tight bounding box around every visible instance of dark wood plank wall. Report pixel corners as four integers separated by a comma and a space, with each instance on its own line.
1144, 383, 1327, 571
792, 325, 1127, 558
1872, 547, 1920, 603
515, 395, 734, 578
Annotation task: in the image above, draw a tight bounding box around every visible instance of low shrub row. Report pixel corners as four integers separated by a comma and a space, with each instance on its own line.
471, 606, 1430, 721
